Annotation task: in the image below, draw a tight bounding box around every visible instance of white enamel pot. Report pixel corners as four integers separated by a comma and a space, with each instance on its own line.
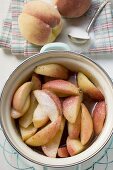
0, 42, 113, 169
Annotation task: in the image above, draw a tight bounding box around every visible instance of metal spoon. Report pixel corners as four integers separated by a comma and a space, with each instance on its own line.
68, 0, 109, 44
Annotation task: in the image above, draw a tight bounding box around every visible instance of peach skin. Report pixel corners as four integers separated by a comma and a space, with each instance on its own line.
81, 103, 93, 145
93, 101, 106, 136
68, 109, 81, 139
67, 137, 84, 156
20, 123, 37, 141
19, 93, 38, 128
53, 0, 91, 18
13, 82, 33, 114
21, 96, 30, 114
42, 117, 65, 158
25, 116, 61, 146
63, 96, 82, 123
58, 146, 69, 158
42, 79, 80, 97
18, 0, 63, 46
77, 72, 104, 101
34, 64, 69, 79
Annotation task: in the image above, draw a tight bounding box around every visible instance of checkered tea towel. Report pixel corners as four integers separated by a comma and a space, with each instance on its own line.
0, 0, 113, 57
0, 0, 40, 57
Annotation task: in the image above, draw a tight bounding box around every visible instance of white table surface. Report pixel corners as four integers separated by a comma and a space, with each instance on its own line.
1, 0, 113, 170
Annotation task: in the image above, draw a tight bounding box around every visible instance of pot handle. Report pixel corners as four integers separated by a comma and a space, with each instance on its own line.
40, 42, 71, 53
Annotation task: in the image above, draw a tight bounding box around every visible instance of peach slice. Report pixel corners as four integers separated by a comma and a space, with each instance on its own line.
42, 117, 65, 158
93, 101, 106, 136
13, 82, 33, 113
63, 95, 82, 123
11, 108, 23, 119
81, 103, 93, 145
77, 72, 104, 101
31, 73, 41, 90
21, 95, 30, 114
34, 64, 69, 79
33, 104, 49, 128
67, 137, 84, 156
19, 93, 38, 128
44, 90, 62, 115
25, 116, 61, 146
11, 95, 30, 119
42, 80, 80, 97
58, 146, 69, 158
20, 123, 37, 141
33, 90, 60, 121
68, 109, 81, 139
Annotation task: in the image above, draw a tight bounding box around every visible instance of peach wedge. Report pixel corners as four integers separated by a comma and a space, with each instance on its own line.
34, 64, 69, 79
20, 123, 37, 141
19, 93, 38, 128
42, 80, 80, 97
58, 146, 69, 158
44, 90, 62, 115
68, 109, 81, 139
63, 96, 82, 123
11, 95, 30, 119
33, 90, 60, 121
11, 108, 23, 119
33, 104, 49, 128
81, 103, 93, 145
25, 116, 61, 146
77, 72, 104, 101
93, 101, 106, 136
42, 117, 65, 158
67, 137, 84, 156
13, 82, 33, 113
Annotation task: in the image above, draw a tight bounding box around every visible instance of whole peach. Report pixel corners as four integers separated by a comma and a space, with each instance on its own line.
53, 0, 91, 18
18, 0, 63, 46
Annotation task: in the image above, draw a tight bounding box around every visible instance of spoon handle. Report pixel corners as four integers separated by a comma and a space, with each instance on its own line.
86, 0, 109, 33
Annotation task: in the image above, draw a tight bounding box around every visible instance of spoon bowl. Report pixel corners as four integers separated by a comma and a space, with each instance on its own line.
68, 28, 90, 44
68, 0, 109, 44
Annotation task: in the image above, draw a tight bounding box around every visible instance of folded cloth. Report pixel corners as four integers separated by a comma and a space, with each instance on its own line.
11, 0, 40, 57
0, 4, 12, 49
0, 0, 40, 57
0, 0, 113, 57
66, 0, 113, 55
